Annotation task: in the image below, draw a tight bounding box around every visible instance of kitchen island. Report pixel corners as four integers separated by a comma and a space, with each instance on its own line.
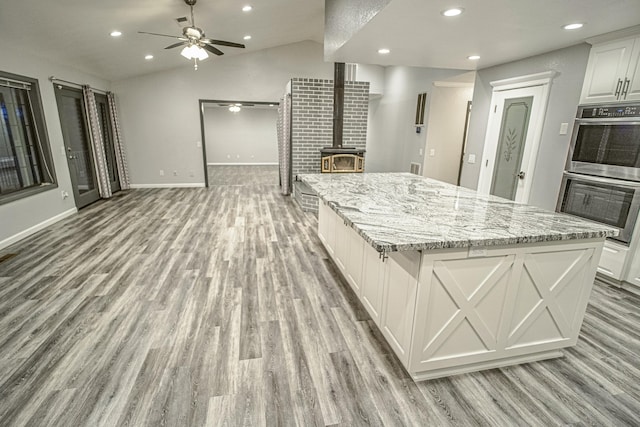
299, 173, 618, 380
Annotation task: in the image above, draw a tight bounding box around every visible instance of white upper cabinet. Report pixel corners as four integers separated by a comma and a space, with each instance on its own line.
580, 37, 640, 104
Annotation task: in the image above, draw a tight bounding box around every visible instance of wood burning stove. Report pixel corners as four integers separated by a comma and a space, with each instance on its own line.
320, 147, 365, 173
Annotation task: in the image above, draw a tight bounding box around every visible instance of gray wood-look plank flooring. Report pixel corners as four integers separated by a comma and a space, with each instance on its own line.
1, 165, 639, 426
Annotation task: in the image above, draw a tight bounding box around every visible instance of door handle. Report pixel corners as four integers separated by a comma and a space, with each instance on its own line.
516, 171, 525, 180
68, 155, 76, 159
615, 79, 623, 98
621, 78, 630, 99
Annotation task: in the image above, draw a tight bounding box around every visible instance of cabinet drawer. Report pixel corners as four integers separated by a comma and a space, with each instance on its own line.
597, 242, 628, 280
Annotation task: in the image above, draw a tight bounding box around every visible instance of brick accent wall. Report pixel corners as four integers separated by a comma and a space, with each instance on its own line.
290, 78, 369, 212
290, 78, 369, 176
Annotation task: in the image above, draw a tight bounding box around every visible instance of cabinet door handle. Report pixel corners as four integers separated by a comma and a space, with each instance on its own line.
621, 78, 630, 99
615, 79, 623, 98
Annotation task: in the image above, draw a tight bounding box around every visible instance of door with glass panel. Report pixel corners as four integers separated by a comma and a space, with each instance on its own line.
478, 85, 546, 203
55, 86, 100, 208
95, 93, 120, 193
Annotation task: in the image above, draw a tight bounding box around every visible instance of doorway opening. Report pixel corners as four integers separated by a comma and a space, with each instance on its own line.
198, 100, 279, 187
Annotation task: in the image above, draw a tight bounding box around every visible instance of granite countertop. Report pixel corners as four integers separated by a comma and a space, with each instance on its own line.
298, 172, 619, 252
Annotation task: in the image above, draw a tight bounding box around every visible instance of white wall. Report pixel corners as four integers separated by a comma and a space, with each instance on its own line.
204, 107, 278, 164
0, 40, 110, 248
459, 43, 591, 210
111, 41, 333, 186
366, 65, 469, 173
422, 84, 474, 185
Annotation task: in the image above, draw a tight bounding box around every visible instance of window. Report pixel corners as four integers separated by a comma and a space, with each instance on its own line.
0, 71, 56, 203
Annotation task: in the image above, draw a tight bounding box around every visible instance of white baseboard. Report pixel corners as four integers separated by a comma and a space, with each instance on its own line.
207, 162, 278, 166
129, 183, 206, 189
0, 208, 77, 251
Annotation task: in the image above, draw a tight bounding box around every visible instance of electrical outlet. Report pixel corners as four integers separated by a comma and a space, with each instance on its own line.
227, 154, 231, 159
196, 140, 202, 148
468, 154, 476, 164
159, 169, 164, 176
173, 170, 178, 176
419, 148, 423, 156
61, 190, 69, 199
429, 148, 436, 157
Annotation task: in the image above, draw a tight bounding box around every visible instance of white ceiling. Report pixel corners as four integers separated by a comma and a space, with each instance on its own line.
1, 0, 639, 82
0, 0, 324, 81
331, 0, 640, 70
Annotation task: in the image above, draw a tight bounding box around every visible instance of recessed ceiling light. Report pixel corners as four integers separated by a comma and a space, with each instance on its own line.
242, 5, 252, 12
243, 35, 252, 40
110, 31, 122, 37
467, 55, 480, 60
442, 8, 464, 17
144, 54, 154, 60
378, 48, 390, 54
563, 23, 584, 30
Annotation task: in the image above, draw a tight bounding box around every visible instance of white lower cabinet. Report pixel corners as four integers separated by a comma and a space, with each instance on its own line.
379, 251, 420, 365
597, 240, 628, 280
344, 228, 365, 295
317, 203, 605, 380
318, 201, 336, 256
360, 244, 387, 324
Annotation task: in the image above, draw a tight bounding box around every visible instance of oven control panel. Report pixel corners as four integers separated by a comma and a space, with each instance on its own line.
580, 104, 640, 118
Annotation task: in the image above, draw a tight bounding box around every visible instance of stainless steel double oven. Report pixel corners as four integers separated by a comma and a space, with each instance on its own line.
558, 103, 640, 245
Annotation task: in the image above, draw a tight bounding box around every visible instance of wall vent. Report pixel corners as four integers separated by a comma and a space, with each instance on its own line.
410, 162, 421, 175
176, 16, 189, 25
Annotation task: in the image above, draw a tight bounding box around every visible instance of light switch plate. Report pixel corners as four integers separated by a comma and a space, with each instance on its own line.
468, 154, 476, 164
559, 122, 569, 135
429, 148, 436, 157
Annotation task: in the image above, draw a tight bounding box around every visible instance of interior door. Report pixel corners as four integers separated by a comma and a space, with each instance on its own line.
95, 93, 120, 192
55, 86, 100, 209
478, 85, 546, 202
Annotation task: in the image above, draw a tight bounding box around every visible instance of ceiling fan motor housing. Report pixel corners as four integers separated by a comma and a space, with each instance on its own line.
184, 0, 197, 6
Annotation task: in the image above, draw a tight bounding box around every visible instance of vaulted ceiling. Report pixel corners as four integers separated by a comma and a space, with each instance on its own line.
1, 0, 638, 82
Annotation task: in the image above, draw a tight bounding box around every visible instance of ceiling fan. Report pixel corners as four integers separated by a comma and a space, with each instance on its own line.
139, 0, 245, 69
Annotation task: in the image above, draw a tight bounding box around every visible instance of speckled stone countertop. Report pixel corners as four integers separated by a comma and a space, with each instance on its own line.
298, 173, 619, 252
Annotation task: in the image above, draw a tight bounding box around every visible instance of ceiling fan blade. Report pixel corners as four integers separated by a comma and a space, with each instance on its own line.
203, 39, 245, 49
165, 41, 187, 50
202, 44, 224, 56
138, 31, 183, 39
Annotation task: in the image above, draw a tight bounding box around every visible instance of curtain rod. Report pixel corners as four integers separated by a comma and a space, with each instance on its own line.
48, 76, 109, 94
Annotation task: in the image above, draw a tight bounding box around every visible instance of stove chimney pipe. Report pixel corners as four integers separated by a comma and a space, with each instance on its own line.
333, 62, 345, 148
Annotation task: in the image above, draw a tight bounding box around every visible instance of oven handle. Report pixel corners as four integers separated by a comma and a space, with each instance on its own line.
564, 171, 640, 188
574, 118, 640, 125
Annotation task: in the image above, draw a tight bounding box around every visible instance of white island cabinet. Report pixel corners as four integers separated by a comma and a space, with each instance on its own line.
303, 173, 618, 380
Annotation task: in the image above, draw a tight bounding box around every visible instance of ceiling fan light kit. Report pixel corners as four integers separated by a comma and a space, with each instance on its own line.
138, 0, 246, 70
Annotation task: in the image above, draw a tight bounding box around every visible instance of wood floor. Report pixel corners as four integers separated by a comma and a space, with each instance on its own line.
1, 165, 639, 426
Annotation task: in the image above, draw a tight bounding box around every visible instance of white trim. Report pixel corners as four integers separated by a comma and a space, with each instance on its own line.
129, 183, 206, 189
433, 81, 474, 88
207, 162, 278, 166
0, 208, 77, 250
490, 71, 557, 91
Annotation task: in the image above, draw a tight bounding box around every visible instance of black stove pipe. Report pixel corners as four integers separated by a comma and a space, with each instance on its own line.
333, 62, 345, 149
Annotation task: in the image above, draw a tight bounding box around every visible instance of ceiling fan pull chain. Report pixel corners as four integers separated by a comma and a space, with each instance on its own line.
194, 58, 198, 70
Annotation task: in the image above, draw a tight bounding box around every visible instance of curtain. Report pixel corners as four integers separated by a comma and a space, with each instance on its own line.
106, 92, 130, 190
277, 92, 291, 195
82, 86, 112, 198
